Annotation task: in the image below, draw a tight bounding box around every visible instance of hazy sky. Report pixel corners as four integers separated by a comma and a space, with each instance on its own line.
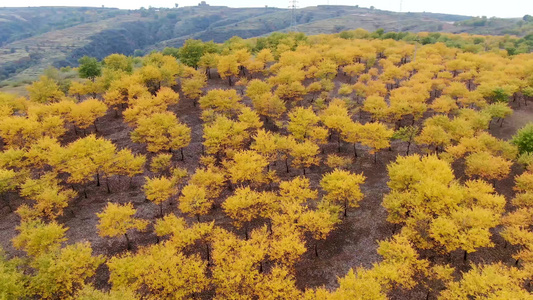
2, 0, 532, 18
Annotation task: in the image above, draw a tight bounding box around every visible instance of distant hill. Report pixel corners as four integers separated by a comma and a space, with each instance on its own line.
0, 5, 529, 84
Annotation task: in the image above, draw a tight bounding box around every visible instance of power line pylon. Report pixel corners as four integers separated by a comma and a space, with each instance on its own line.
289, 0, 298, 32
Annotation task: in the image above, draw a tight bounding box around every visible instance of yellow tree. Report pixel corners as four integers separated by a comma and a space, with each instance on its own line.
359, 122, 394, 162
320, 99, 352, 151
12, 220, 67, 257
439, 263, 531, 299
415, 124, 451, 154
290, 140, 320, 175
202, 115, 249, 159
251, 93, 287, 123
254, 265, 301, 299
96, 202, 149, 250
245, 79, 272, 101
340, 121, 363, 158
123, 96, 167, 127
178, 184, 212, 221
326, 154, 352, 169
343, 63, 366, 83
28, 242, 104, 299
131, 112, 191, 158
217, 54, 240, 86
153, 214, 214, 250
210, 227, 268, 298
69, 80, 100, 100
103, 75, 149, 115
501, 169, 533, 271
430, 95, 458, 115
107, 149, 146, 191
199, 52, 219, 79
68, 98, 108, 133
181, 75, 206, 106
251, 129, 280, 168
298, 204, 341, 257
274, 81, 307, 102
26, 76, 64, 103
223, 187, 271, 238
143, 176, 176, 217
50, 135, 141, 195
288, 106, 328, 144
51, 134, 116, 194
320, 169, 366, 217
139, 53, 181, 92
103, 53, 133, 73
465, 151, 512, 181
199, 88, 243, 116
383, 155, 505, 255
238, 106, 263, 133
107, 241, 209, 299
362, 95, 389, 121
223, 150, 271, 187
0, 249, 28, 299
189, 166, 226, 199
0, 116, 65, 149
149, 153, 172, 175
370, 234, 430, 292
18, 173, 77, 221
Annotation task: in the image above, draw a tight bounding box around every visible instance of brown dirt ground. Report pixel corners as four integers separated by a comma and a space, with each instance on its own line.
0, 71, 532, 299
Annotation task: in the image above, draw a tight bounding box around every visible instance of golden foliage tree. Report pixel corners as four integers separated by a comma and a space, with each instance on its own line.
131, 112, 191, 157
97, 202, 149, 249
143, 176, 176, 217
321, 169, 366, 217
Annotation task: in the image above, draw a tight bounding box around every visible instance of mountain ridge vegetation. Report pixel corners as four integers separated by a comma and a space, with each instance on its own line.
1, 5, 531, 86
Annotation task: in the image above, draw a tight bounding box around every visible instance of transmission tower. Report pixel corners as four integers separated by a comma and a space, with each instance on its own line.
289, 0, 298, 31
397, 0, 403, 32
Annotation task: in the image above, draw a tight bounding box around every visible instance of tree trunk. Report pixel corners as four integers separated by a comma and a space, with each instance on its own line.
94, 119, 98, 132
180, 148, 184, 161
344, 199, 348, 217
285, 157, 290, 173
464, 250, 468, 261
406, 141, 411, 155
353, 143, 358, 158
106, 177, 111, 194
96, 173, 100, 186
197, 214, 200, 222
125, 233, 131, 250
160, 202, 163, 218
314, 242, 319, 258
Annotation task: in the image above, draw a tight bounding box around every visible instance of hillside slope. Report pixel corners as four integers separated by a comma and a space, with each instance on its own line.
0, 5, 527, 84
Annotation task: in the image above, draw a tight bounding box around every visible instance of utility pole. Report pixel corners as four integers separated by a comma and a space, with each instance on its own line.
289, 0, 298, 32
397, 0, 403, 32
